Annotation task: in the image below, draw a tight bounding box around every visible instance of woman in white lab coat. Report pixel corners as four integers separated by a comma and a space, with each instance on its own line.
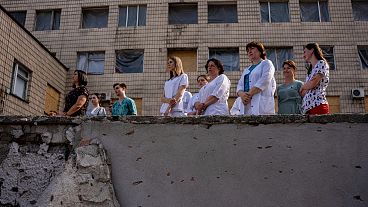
236, 41, 276, 115
160, 56, 189, 116
186, 75, 209, 115
195, 58, 231, 115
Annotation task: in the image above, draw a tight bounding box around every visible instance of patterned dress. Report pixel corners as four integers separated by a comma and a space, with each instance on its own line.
63, 86, 89, 116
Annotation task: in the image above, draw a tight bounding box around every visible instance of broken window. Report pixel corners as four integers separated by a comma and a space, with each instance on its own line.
77, 52, 105, 75
82, 7, 108, 28
116, 50, 144, 73
352, 0, 368, 21
358, 46, 368, 69
119, 5, 147, 27
168, 49, 198, 72
300, 0, 330, 22
320, 46, 335, 70
260, 1, 290, 23
208, 3, 238, 23
12, 61, 31, 100
209, 48, 240, 71
266, 48, 294, 70
9, 11, 27, 26
35, 9, 61, 31
168, 3, 198, 24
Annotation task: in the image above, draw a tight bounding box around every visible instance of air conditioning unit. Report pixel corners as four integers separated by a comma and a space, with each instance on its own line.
351, 88, 364, 99
100, 92, 112, 101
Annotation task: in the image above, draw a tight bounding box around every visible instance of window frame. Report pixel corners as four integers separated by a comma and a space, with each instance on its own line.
77, 51, 106, 75
266, 47, 294, 71
119, 5, 147, 27
299, 0, 330, 22
34, 9, 61, 31
115, 49, 145, 73
11, 61, 31, 101
81, 7, 109, 29
357, 46, 368, 69
168, 3, 198, 25
8, 10, 27, 26
351, 0, 368, 21
207, 2, 238, 24
208, 47, 240, 71
320, 45, 336, 70
260, 1, 290, 23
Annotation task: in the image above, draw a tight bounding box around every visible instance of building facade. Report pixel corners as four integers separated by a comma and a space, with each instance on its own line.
0, 6, 67, 115
1, 0, 368, 115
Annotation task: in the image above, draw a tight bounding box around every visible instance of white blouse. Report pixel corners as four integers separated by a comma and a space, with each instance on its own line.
230, 97, 245, 115
86, 107, 106, 116
236, 59, 276, 115
197, 74, 231, 115
185, 93, 199, 114
160, 74, 189, 114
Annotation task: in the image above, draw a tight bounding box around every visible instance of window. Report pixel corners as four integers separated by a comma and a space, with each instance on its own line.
266, 48, 294, 70
209, 48, 240, 71
352, 1, 368, 21
300, 0, 330, 22
168, 49, 197, 72
358, 46, 368, 69
35, 10, 61, 31
9, 11, 27, 26
208, 3, 238, 23
116, 50, 144, 73
260, 1, 290, 23
11, 62, 31, 100
82, 7, 108, 28
168, 3, 198, 24
77, 52, 105, 75
320, 46, 335, 70
119, 5, 146, 27
44, 84, 60, 113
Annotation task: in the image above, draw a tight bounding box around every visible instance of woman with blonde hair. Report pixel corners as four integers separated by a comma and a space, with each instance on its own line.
160, 56, 189, 116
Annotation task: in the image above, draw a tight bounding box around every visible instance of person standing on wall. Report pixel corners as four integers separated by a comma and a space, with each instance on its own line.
195, 58, 231, 115
112, 83, 137, 116
277, 60, 303, 114
63, 70, 89, 117
300, 43, 330, 114
236, 41, 276, 115
160, 56, 189, 116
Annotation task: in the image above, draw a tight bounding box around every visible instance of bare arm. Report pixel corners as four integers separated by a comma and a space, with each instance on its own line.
299, 74, 323, 97
65, 95, 87, 116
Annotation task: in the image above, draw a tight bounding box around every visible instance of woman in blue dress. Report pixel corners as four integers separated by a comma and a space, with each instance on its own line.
277, 60, 303, 114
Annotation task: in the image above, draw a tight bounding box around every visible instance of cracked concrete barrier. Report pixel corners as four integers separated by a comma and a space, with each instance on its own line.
80, 114, 368, 207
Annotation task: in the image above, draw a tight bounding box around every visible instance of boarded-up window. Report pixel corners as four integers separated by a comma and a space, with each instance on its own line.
44, 84, 60, 113
227, 97, 237, 111
365, 96, 368, 112
133, 98, 143, 115
168, 49, 197, 72
326, 96, 340, 113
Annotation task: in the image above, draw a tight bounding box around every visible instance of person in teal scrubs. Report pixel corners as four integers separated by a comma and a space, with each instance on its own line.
277, 60, 303, 114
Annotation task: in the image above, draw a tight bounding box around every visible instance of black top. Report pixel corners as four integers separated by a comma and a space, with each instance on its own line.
63, 86, 89, 116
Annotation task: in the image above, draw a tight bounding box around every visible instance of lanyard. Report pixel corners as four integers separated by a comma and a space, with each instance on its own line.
243, 61, 261, 92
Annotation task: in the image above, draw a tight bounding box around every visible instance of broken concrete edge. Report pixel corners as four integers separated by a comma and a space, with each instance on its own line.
1, 114, 368, 125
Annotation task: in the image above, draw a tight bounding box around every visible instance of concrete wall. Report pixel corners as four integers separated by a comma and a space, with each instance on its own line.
0, 6, 68, 115
1, 114, 367, 207
0, 0, 367, 114
80, 115, 368, 207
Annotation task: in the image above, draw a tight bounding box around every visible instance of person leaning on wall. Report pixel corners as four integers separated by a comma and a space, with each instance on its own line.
186, 75, 209, 116
300, 43, 330, 115
86, 93, 107, 116
235, 41, 276, 115
277, 60, 303, 114
63, 70, 89, 117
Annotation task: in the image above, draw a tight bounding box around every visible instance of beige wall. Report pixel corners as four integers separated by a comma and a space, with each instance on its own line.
0, 7, 67, 115
1, 0, 367, 115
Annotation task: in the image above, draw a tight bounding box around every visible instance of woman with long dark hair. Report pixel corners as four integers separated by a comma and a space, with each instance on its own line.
160, 56, 189, 116
300, 43, 330, 114
63, 70, 89, 116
